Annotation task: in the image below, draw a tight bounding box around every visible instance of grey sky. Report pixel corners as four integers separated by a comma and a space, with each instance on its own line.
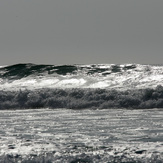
0, 0, 163, 65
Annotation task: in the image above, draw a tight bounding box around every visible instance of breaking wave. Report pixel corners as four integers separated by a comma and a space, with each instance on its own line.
1, 86, 163, 109
1, 63, 163, 109
0, 63, 163, 90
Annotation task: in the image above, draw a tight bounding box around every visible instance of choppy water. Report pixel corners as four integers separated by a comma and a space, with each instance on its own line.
1, 63, 163, 90
0, 108, 163, 162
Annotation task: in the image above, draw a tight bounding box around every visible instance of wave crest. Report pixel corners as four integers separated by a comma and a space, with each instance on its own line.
1, 63, 163, 90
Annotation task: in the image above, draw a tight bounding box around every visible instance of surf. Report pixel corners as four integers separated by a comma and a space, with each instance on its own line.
0, 63, 163, 90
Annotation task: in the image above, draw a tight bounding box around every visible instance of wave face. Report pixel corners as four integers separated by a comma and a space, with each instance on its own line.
1, 63, 163, 109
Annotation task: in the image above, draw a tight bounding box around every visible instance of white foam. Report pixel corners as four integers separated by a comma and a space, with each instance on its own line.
1, 64, 163, 91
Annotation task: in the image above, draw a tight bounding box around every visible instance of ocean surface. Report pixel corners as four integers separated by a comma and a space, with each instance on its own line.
0, 63, 163, 162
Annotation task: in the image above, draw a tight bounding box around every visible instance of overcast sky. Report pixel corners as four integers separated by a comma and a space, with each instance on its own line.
0, 0, 163, 65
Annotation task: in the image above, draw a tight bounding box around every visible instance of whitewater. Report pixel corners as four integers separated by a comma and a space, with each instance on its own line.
0, 63, 163, 162
1, 63, 163, 91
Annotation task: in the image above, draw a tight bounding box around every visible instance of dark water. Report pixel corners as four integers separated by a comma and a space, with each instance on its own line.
0, 108, 163, 162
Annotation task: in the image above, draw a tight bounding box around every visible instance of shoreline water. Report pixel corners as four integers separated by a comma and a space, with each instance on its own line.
1, 87, 163, 110
0, 108, 162, 162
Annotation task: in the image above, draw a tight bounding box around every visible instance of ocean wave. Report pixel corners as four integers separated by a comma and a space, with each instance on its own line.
0, 63, 137, 79
1, 86, 163, 109
1, 63, 163, 90
1, 63, 163, 109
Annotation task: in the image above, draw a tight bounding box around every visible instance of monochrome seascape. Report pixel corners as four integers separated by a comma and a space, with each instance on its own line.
0, 63, 163, 162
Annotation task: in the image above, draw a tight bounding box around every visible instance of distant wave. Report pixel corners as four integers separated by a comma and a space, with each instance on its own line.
1, 86, 163, 109
1, 63, 163, 91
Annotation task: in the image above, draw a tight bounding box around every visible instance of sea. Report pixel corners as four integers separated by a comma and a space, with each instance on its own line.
0, 63, 163, 162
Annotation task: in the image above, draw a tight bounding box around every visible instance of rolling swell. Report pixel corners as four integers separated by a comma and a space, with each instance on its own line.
1, 85, 163, 109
